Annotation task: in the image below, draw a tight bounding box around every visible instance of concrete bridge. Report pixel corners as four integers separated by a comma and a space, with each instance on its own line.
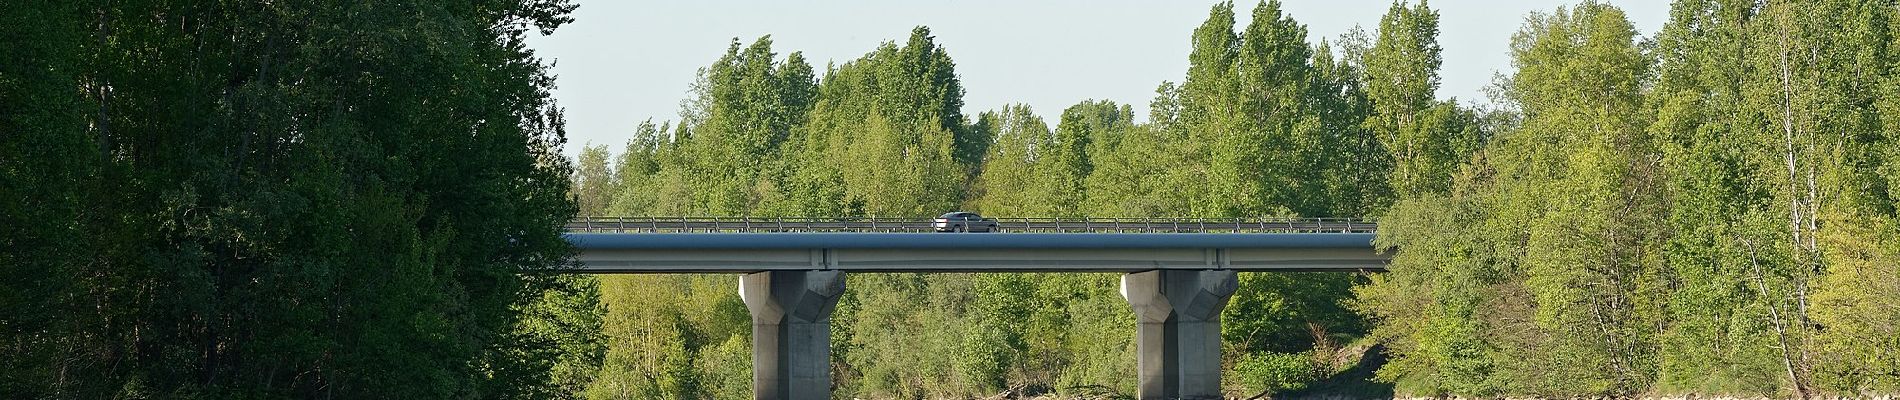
563, 217, 1387, 400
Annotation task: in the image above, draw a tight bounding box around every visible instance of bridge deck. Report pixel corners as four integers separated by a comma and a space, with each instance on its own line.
566, 216, 1376, 234
567, 232, 1387, 273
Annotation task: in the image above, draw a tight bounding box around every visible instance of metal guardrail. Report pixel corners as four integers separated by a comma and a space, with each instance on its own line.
565, 216, 1377, 234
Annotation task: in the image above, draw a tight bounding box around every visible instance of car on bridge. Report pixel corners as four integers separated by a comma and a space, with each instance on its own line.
932, 212, 999, 232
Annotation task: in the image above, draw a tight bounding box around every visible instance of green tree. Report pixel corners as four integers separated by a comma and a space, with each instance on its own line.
957, 274, 1036, 392
674, 36, 816, 215
607, 120, 670, 215
0, 0, 585, 397
1311, 37, 1387, 217
575, 144, 617, 215
1232, 0, 1323, 216
1086, 84, 1197, 217
969, 104, 1056, 216
1361, 3, 1662, 396
0, 1, 94, 395
1364, 0, 1478, 199
510, 275, 607, 399
1647, 0, 1793, 394
799, 27, 972, 217
1046, 100, 1134, 217
1645, 1, 1900, 396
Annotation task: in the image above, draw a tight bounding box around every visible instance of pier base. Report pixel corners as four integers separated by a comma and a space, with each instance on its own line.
741, 270, 846, 400
1121, 270, 1239, 400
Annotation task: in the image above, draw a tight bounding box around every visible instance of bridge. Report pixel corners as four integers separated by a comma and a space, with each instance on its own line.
563, 217, 1387, 400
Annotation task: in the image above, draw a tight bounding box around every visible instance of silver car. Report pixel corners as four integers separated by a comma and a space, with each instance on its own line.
932, 212, 999, 233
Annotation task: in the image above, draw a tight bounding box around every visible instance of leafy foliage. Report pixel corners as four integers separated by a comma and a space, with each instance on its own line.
1361, 1, 1900, 398
1, 0, 583, 397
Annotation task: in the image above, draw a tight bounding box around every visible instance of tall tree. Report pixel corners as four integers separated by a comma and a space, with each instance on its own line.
1360, 2, 1662, 396
1811, 0, 1900, 391
1047, 100, 1133, 217
1232, 0, 1325, 216
1646, 1, 1900, 396
1311, 37, 1387, 217
606, 120, 669, 215
1173, 2, 1244, 217
673, 36, 817, 215
1086, 84, 1197, 217
970, 104, 1056, 216
1647, 0, 1794, 394
1365, 0, 1477, 199
0, 0, 586, 397
804, 27, 971, 217
575, 144, 616, 215
0, 2, 94, 396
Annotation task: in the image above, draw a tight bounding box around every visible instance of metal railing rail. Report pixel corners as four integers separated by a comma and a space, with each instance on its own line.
564, 216, 1377, 234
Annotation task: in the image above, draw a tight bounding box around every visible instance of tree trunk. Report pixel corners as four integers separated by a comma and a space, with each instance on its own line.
1743, 238, 1809, 400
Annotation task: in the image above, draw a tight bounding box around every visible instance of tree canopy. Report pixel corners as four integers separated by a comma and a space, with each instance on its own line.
3, 1, 584, 397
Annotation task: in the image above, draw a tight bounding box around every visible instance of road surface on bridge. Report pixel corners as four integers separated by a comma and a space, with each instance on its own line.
563, 217, 1387, 273
565, 216, 1377, 233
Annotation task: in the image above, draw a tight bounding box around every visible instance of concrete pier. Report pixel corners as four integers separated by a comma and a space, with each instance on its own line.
740, 270, 847, 400
1121, 270, 1239, 400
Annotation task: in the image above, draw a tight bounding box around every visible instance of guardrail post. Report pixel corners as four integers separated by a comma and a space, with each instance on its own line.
1121, 270, 1238, 400
741, 270, 846, 400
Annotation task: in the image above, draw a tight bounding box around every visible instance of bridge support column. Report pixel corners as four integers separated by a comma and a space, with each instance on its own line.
1121, 270, 1239, 400
740, 270, 846, 400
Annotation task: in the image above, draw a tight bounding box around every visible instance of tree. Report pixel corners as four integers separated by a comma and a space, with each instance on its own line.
804, 27, 971, 217
1647, 0, 1793, 393
1232, 0, 1323, 216
1361, 2, 1662, 396
1311, 37, 1387, 217
508, 275, 607, 399
969, 104, 1056, 216
575, 144, 616, 215
0, 2, 93, 396
1044, 101, 1130, 217
673, 36, 817, 215
607, 120, 669, 215
0, 1, 586, 397
1086, 84, 1197, 217
1364, 0, 1477, 199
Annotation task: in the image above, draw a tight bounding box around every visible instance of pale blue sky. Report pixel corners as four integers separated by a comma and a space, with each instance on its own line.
527, 1, 1669, 157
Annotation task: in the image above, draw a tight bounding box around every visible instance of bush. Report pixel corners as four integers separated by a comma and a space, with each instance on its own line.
698, 335, 752, 399
1232, 351, 1323, 395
